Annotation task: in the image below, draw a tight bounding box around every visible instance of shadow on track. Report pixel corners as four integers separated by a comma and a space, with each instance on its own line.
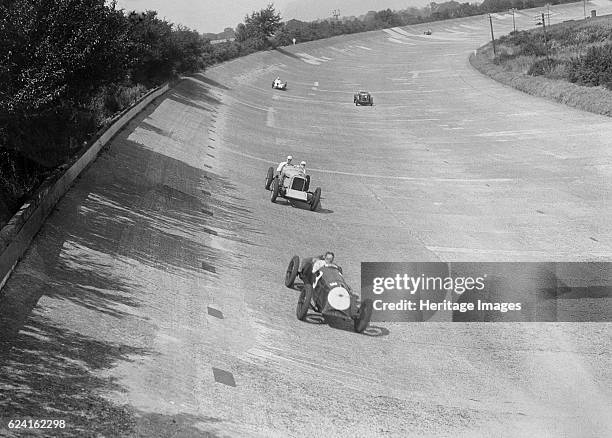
0, 316, 150, 436
273, 47, 302, 61
0, 77, 255, 435
167, 78, 222, 112
192, 73, 231, 91
278, 200, 333, 214
325, 316, 390, 337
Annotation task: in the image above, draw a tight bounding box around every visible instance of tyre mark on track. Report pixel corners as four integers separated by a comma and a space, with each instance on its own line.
219, 145, 516, 182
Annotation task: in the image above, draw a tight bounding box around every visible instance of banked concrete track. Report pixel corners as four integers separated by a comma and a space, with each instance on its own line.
1, 3, 612, 437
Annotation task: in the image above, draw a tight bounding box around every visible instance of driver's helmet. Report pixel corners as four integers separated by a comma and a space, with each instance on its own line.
286, 155, 293, 162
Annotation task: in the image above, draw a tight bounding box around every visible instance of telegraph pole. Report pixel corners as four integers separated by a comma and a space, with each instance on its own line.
510, 8, 516, 33
583, 0, 587, 19
331, 9, 340, 21
542, 12, 550, 66
488, 14, 496, 56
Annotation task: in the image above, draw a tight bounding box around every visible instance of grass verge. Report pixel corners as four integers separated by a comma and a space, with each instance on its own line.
470, 46, 612, 117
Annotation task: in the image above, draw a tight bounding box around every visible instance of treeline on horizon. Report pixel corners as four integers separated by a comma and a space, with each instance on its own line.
270, 0, 576, 45
0, 0, 583, 225
212, 0, 579, 62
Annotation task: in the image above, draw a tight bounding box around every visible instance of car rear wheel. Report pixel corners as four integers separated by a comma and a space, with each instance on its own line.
296, 284, 313, 321
285, 256, 300, 288
309, 187, 321, 211
270, 178, 279, 202
354, 299, 373, 333
265, 167, 274, 189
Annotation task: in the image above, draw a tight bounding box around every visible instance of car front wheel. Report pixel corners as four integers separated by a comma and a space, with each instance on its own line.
285, 255, 300, 287
297, 284, 313, 320
270, 178, 279, 202
265, 167, 274, 189
354, 299, 373, 333
309, 187, 321, 211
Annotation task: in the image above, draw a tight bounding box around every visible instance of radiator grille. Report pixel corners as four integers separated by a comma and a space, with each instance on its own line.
291, 178, 306, 191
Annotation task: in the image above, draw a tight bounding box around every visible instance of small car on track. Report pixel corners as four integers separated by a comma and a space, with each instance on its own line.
272, 79, 288, 90
265, 165, 321, 211
285, 255, 373, 333
353, 91, 373, 106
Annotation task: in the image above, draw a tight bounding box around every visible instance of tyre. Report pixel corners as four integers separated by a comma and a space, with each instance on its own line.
265, 167, 274, 189
305, 175, 311, 191
309, 187, 321, 211
270, 178, 279, 202
285, 256, 299, 288
354, 299, 373, 333
296, 284, 313, 320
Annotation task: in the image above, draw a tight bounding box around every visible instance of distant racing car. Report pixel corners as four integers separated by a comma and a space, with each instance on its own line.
272, 79, 288, 90
353, 91, 373, 106
424, 29, 432, 35
265, 165, 321, 211
285, 255, 373, 333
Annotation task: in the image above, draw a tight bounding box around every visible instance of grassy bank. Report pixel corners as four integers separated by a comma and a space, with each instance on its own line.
470, 14, 612, 117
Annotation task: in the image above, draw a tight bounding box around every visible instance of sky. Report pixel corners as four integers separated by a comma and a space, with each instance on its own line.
113, 0, 428, 34
115, 0, 292, 34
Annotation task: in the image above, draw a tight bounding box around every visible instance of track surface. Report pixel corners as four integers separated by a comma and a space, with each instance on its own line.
1, 3, 612, 437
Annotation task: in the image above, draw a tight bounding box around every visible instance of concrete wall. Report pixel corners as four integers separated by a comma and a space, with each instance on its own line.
0, 82, 172, 291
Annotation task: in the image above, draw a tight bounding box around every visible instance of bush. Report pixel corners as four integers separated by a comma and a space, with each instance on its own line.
0, 149, 47, 212
568, 43, 612, 89
527, 58, 562, 76
520, 40, 548, 57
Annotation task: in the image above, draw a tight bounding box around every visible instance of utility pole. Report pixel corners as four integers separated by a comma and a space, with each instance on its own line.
488, 14, 496, 56
331, 9, 340, 21
542, 12, 550, 66
510, 8, 516, 33
546, 3, 551, 26
584, 0, 587, 19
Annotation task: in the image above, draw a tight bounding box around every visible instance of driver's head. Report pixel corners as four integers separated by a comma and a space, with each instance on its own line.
324, 251, 334, 264
286, 155, 293, 163
300, 160, 306, 168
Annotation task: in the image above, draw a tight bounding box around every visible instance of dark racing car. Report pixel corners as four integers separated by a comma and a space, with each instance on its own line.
284, 255, 373, 333
353, 90, 373, 106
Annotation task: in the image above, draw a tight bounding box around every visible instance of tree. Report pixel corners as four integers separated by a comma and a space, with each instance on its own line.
0, 0, 130, 167
244, 4, 282, 38
125, 10, 175, 86
375, 9, 402, 27
170, 25, 207, 73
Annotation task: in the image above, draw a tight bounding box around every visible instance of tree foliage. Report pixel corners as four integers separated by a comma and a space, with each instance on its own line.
243, 4, 282, 38
0, 0, 130, 167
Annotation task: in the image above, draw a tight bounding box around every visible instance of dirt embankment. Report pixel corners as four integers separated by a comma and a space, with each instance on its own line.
470, 15, 612, 117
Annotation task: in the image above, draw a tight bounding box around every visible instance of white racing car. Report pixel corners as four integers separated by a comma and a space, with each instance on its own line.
272, 78, 287, 90
265, 165, 321, 211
